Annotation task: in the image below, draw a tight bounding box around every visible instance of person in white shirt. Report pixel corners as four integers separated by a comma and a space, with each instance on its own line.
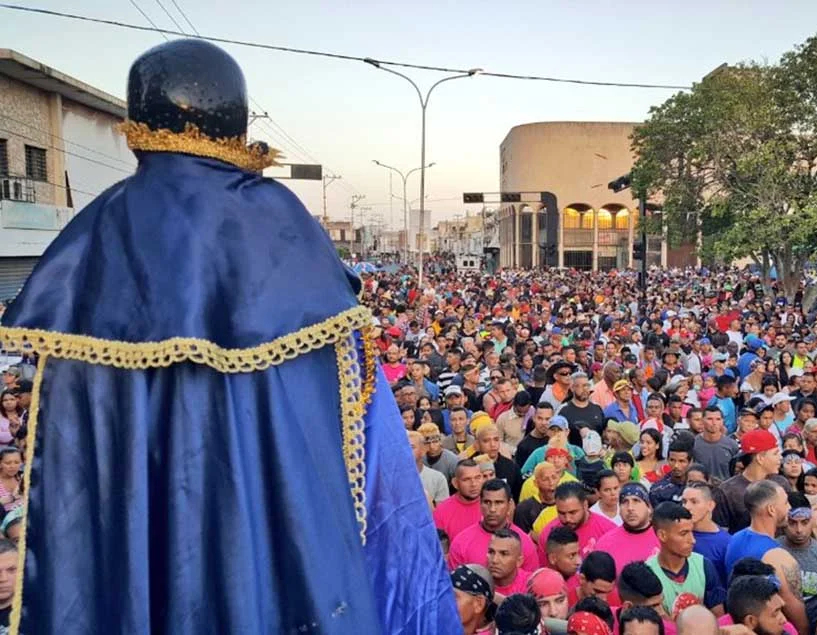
590, 469, 623, 526
408, 430, 449, 505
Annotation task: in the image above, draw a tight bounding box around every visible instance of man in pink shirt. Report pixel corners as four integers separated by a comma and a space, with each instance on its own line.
537, 482, 616, 566
433, 459, 483, 541
487, 528, 531, 597
591, 362, 622, 410
594, 482, 660, 576
448, 479, 538, 571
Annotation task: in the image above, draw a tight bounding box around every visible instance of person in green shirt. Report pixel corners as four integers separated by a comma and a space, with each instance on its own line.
646, 502, 725, 620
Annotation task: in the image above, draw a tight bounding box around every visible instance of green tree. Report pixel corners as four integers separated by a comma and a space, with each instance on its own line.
631, 35, 817, 305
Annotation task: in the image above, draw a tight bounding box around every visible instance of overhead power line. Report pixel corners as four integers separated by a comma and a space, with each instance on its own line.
127, 0, 364, 197
2, 113, 137, 169
0, 4, 693, 90
0, 125, 133, 175
153, 0, 186, 34
127, 0, 168, 42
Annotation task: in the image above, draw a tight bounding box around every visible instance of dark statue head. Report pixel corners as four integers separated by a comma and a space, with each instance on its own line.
127, 39, 248, 140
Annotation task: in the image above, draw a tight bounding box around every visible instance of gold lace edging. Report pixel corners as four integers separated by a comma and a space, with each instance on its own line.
10, 352, 47, 635
0, 306, 371, 373
120, 120, 282, 172
335, 329, 377, 545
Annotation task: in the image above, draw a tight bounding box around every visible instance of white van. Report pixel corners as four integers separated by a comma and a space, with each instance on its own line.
456, 254, 481, 273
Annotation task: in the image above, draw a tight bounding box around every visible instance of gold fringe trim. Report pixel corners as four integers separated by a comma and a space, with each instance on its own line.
7, 314, 378, 630
0, 306, 371, 374
120, 120, 282, 172
336, 333, 370, 544
9, 352, 48, 635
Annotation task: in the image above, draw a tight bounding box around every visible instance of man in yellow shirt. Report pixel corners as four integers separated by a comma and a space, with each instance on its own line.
520, 446, 578, 503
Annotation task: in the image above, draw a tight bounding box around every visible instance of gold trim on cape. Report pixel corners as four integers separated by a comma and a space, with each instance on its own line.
3, 306, 378, 633
335, 333, 370, 544
120, 120, 282, 172
0, 306, 371, 373
10, 352, 47, 635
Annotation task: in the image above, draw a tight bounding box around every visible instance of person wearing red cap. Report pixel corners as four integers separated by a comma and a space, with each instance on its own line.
713, 428, 790, 534
527, 567, 569, 621
568, 610, 612, 635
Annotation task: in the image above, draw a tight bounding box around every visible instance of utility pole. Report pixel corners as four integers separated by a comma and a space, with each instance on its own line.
350, 194, 366, 256
322, 173, 341, 224
247, 110, 270, 143
639, 194, 648, 293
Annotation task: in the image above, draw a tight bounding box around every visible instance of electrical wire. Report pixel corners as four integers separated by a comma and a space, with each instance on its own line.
153, 0, 185, 34
0, 173, 100, 199
0, 126, 134, 175
126, 0, 168, 42
2, 113, 136, 169
137, 0, 364, 195
0, 4, 693, 90
167, 0, 199, 35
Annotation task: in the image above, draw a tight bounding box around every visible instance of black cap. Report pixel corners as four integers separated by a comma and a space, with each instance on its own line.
513, 391, 532, 407
716, 375, 736, 387
128, 39, 248, 139
12, 379, 32, 394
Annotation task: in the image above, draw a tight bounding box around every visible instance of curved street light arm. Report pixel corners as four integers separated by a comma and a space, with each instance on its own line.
423, 73, 477, 106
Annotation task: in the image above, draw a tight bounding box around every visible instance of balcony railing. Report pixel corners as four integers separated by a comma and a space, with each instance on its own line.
0, 175, 35, 203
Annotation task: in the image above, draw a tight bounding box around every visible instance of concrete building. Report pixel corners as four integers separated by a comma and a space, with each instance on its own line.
0, 49, 134, 298
498, 121, 685, 271
408, 208, 432, 254
435, 212, 484, 256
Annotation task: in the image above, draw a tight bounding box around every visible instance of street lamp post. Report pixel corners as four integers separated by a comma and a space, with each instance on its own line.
372, 160, 434, 265
365, 58, 481, 288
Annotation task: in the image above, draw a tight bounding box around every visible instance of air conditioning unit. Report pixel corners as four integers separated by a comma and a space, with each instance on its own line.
0, 177, 26, 202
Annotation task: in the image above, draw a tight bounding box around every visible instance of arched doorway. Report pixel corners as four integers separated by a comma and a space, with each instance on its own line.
562, 203, 593, 270
598, 203, 630, 271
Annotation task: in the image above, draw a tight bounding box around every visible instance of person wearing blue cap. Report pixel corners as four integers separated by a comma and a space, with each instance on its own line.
520, 415, 586, 480
738, 335, 767, 379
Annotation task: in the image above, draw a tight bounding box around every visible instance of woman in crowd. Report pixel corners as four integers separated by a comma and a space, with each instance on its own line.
781, 449, 806, 492
803, 466, 817, 495
0, 390, 21, 445
0, 446, 23, 516
686, 463, 710, 484
779, 350, 794, 386
636, 428, 669, 485
400, 405, 416, 431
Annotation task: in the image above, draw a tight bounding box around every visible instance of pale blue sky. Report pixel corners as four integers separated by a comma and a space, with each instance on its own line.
2, 1, 816, 227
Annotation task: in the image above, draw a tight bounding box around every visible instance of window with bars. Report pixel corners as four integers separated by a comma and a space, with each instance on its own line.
0, 140, 7, 175
25, 145, 47, 182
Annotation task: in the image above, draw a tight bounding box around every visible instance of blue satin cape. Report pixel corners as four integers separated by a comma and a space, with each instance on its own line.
3, 152, 460, 634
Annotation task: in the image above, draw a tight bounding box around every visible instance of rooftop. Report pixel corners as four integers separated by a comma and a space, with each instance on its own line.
0, 49, 126, 118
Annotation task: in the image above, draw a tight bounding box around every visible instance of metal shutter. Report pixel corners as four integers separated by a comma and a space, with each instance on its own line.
0, 257, 39, 301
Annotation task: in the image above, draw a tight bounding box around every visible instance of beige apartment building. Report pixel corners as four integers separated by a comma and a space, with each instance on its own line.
498, 121, 689, 271
0, 49, 132, 299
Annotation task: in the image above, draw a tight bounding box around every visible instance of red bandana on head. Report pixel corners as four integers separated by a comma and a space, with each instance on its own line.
672, 592, 702, 620
567, 611, 611, 635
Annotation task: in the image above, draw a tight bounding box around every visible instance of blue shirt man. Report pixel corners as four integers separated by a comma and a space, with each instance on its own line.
708, 375, 738, 435
737, 336, 766, 379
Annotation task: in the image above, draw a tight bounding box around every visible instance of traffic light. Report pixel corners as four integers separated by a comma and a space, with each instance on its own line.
463, 193, 485, 204
289, 164, 323, 180
500, 192, 522, 203
632, 241, 645, 261
608, 174, 632, 193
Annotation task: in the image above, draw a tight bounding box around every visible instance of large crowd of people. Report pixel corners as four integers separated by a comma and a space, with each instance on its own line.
363, 263, 817, 635
3, 261, 817, 633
